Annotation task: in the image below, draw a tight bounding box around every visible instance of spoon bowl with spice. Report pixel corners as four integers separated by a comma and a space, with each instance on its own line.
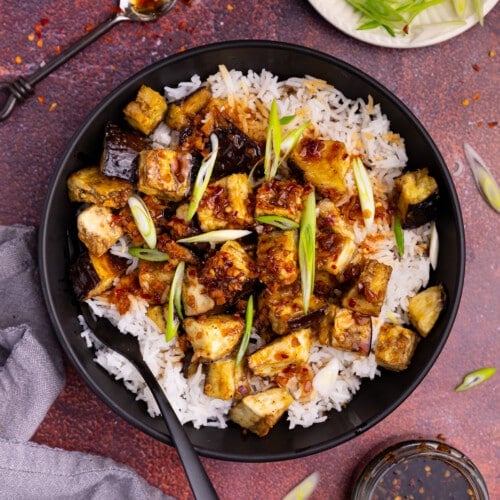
0, 0, 177, 121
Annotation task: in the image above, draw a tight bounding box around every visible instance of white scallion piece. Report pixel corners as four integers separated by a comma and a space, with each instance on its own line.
352, 157, 375, 230
177, 229, 252, 244
127, 194, 156, 249
165, 261, 185, 341
187, 133, 219, 221
429, 221, 439, 271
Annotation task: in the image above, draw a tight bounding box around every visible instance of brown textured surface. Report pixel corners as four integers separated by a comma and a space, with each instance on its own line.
0, 1, 498, 498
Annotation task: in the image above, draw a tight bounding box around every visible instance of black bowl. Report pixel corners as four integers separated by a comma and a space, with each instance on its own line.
39, 40, 465, 462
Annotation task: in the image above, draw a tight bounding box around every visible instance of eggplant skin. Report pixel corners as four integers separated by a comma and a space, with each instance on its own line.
395, 168, 439, 229
100, 122, 150, 183
70, 251, 127, 301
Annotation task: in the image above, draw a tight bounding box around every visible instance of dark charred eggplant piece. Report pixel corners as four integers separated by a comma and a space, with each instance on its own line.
70, 251, 127, 301
100, 122, 150, 183
212, 121, 262, 178
395, 168, 439, 229
287, 306, 327, 330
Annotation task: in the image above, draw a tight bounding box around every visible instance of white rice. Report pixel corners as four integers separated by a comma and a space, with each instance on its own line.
81, 68, 431, 430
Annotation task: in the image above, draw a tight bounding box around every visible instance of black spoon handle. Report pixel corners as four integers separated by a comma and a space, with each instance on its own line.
135, 358, 219, 500
0, 14, 127, 121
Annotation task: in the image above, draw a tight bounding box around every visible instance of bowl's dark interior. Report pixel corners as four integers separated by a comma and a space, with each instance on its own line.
39, 41, 464, 462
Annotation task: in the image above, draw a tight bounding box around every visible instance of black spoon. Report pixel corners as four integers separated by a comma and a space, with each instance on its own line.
79, 302, 219, 500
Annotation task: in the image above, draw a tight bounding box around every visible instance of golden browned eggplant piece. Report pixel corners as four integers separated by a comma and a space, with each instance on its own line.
204, 358, 250, 400
408, 284, 445, 337
228, 387, 294, 437
77, 205, 124, 257
147, 305, 166, 331
248, 328, 312, 377
395, 168, 439, 229
70, 251, 127, 301
254, 179, 304, 223
181, 265, 215, 317
165, 87, 212, 130
290, 138, 350, 197
375, 323, 419, 371
67, 166, 133, 209
197, 173, 254, 231
184, 314, 244, 362
342, 259, 392, 316
137, 149, 192, 202
137, 260, 174, 305
123, 85, 167, 136
100, 122, 150, 182
330, 307, 372, 355
199, 240, 257, 307
257, 230, 299, 287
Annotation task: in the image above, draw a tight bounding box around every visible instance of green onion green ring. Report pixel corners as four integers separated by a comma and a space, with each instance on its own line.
299, 190, 316, 314
393, 215, 404, 258
165, 261, 185, 341
255, 215, 300, 230
128, 247, 170, 262
235, 295, 254, 367
455, 367, 496, 392
128, 194, 157, 249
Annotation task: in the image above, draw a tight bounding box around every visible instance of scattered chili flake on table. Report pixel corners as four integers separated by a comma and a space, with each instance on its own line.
37, 96, 46, 104
36, 39, 44, 48
472, 63, 480, 71
49, 102, 58, 112
487, 121, 498, 128
461, 98, 470, 106
488, 49, 495, 57
473, 92, 480, 101
227, 3, 234, 10
14, 56, 22, 64
27, 33, 35, 42
54, 45, 61, 54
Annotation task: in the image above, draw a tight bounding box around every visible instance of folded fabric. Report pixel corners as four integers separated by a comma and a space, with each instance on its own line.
0, 225, 171, 499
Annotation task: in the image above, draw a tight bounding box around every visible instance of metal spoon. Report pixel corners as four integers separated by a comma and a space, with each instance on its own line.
80, 302, 219, 500
0, 0, 177, 121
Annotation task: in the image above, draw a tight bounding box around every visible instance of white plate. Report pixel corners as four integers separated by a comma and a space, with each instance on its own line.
309, 0, 498, 48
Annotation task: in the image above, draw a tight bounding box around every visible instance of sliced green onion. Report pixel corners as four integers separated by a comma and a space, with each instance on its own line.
128, 247, 170, 262
187, 133, 219, 221
455, 367, 496, 392
280, 121, 310, 163
464, 143, 500, 213
472, 0, 484, 26
429, 221, 439, 270
280, 115, 296, 126
283, 471, 320, 500
452, 0, 466, 18
393, 214, 404, 258
255, 215, 300, 230
264, 99, 282, 181
235, 295, 254, 367
352, 157, 375, 230
165, 261, 185, 341
299, 190, 316, 314
177, 229, 252, 244
128, 194, 156, 249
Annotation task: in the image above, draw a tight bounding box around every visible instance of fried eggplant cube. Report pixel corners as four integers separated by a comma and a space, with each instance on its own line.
70, 251, 126, 301
123, 85, 167, 135
184, 314, 244, 362
182, 265, 215, 316
138, 149, 192, 202
228, 387, 294, 437
316, 230, 357, 277
248, 329, 312, 378
290, 138, 350, 196
342, 259, 392, 316
100, 122, 150, 182
165, 87, 212, 130
331, 307, 372, 355
375, 323, 419, 371
138, 260, 174, 305
395, 168, 439, 229
77, 205, 124, 257
204, 358, 238, 400
257, 230, 299, 287
197, 173, 253, 231
200, 240, 257, 306
254, 179, 304, 224
147, 305, 166, 331
67, 166, 133, 209
408, 284, 445, 337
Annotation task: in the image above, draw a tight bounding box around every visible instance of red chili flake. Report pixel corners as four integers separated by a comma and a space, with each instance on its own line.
180, 45, 186, 52
477, 121, 483, 127
49, 102, 58, 112
37, 96, 45, 104
473, 92, 480, 101
54, 45, 61, 54
227, 3, 234, 10
27, 33, 35, 42
104, 35, 113, 42
84, 24, 93, 32
40, 18, 49, 26
472, 63, 480, 71
36, 39, 44, 48
461, 98, 470, 107
178, 19, 188, 30
487, 121, 498, 128
14, 55, 22, 64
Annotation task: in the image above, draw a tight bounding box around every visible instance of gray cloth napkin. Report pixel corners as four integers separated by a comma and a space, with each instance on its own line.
0, 225, 170, 500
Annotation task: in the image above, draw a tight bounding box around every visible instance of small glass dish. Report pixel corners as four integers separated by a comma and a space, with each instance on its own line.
351, 439, 489, 499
